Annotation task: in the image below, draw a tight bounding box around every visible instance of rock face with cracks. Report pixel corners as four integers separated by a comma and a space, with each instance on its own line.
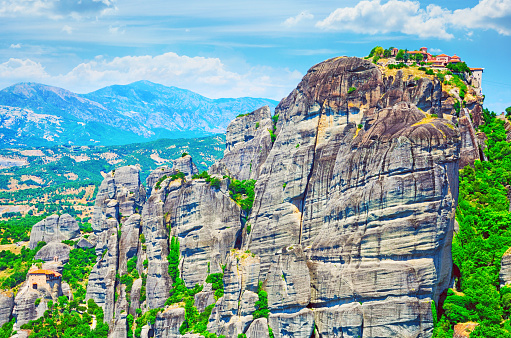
65, 56, 467, 338
29, 213, 80, 249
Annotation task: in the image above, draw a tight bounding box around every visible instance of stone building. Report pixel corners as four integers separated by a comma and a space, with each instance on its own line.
27, 266, 62, 296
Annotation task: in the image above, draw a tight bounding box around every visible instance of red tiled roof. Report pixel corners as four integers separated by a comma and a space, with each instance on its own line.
470, 67, 484, 71
436, 54, 449, 57
29, 269, 62, 277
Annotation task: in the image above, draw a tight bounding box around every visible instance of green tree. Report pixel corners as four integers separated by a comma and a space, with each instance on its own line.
395, 49, 405, 61
374, 46, 384, 57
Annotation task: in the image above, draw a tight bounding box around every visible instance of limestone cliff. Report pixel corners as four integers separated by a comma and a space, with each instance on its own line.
29, 213, 80, 249
73, 56, 470, 337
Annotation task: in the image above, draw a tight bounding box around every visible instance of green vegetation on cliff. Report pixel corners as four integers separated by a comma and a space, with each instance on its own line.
228, 179, 256, 212
435, 109, 511, 337
62, 247, 97, 300
0, 241, 46, 289
22, 298, 108, 338
162, 235, 225, 338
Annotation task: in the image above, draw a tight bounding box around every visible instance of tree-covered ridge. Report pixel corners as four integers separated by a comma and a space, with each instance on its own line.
0, 241, 46, 290
0, 134, 225, 191
435, 109, 511, 337
21, 297, 109, 338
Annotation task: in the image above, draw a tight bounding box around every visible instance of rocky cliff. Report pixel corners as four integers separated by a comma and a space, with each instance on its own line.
4, 56, 483, 337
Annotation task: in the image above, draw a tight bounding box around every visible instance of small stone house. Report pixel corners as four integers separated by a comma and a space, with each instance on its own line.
27, 267, 62, 295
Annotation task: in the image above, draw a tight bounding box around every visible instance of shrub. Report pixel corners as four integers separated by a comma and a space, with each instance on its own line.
181, 152, 188, 157
446, 62, 471, 74
253, 281, 269, 319
155, 175, 167, 190
268, 129, 276, 143
387, 63, 408, 70
272, 114, 279, 125
228, 179, 256, 212
168, 237, 180, 282
210, 177, 221, 189
347, 87, 357, 94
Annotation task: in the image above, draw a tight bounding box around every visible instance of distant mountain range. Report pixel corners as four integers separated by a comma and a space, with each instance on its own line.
0, 81, 278, 147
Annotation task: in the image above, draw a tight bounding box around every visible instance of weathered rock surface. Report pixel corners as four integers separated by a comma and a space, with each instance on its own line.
140, 169, 182, 310
266, 245, 310, 311
246, 317, 270, 338
77, 238, 94, 249
269, 308, 315, 338
34, 242, 71, 263
207, 250, 260, 336
153, 307, 185, 338
87, 165, 147, 325
210, 106, 274, 180
13, 286, 48, 328
29, 214, 79, 249
173, 155, 199, 178
0, 292, 13, 325
92, 166, 146, 232
164, 180, 243, 288
109, 312, 127, 338
146, 166, 175, 197
86, 226, 119, 322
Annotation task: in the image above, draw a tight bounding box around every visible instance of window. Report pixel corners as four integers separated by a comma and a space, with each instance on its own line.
32, 284, 37, 290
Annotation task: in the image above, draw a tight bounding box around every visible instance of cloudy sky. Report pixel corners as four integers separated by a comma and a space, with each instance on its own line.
1, 0, 510, 112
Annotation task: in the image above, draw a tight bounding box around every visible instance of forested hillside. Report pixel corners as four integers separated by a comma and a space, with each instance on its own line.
435, 108, 511, 337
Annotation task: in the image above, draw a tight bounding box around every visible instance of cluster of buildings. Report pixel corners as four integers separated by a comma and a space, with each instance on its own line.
391, 47, 462, 68
387, 46, 483, 93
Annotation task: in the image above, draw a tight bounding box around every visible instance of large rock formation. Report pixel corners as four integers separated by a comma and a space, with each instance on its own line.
0, 292, 13, 326
34, 242, 71, 264
173, 155, 199, 178
236, 57, 459, 337
78, 56, 471, 338
210, 106, 273, 180
86, 166, 146, 323
29, 214, 80, 249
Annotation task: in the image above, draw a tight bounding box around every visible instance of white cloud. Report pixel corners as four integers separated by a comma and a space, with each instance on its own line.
0, 58, 50, 83
62, 25, 73, 34
108, 25, 125, 34
0, 0, 115, 18
451, 0, 511, 35
283, 11, 314, 27
316, 0, 453, 39
9, 44, 21, 49
429, 48, 442, 53
0, 53, 303, 101
316, 0, 511, 39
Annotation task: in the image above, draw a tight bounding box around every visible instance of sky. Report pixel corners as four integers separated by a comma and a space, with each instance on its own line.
0, 0, 510, 113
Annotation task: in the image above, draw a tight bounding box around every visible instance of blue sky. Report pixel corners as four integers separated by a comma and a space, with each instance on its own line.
1, 0, 510, 112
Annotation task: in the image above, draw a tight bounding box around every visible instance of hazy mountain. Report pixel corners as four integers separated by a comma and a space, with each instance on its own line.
0, 81, 278, 147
